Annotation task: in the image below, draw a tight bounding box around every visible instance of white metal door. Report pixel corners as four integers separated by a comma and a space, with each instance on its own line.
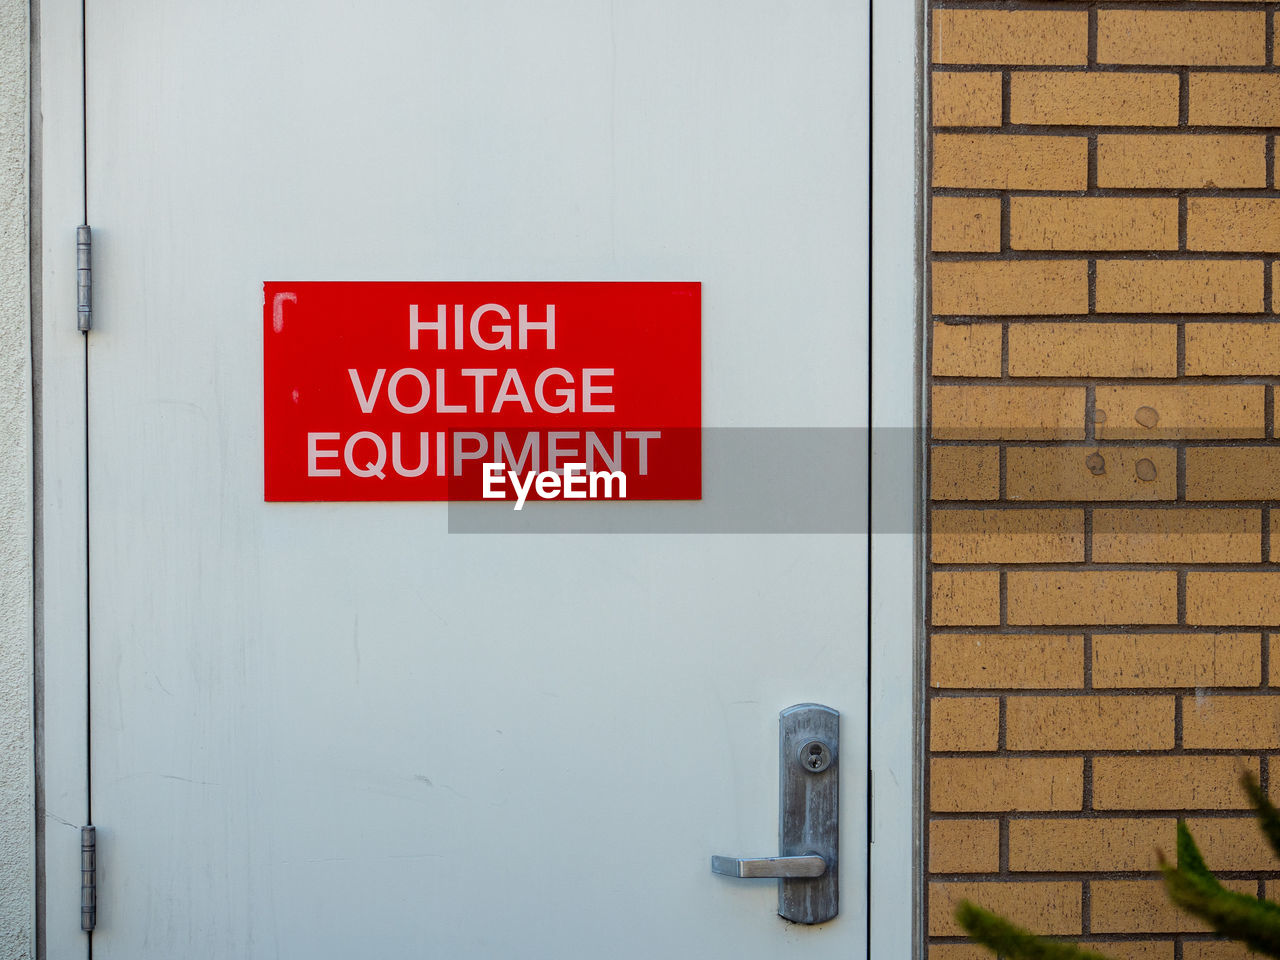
48, 2, 876, 957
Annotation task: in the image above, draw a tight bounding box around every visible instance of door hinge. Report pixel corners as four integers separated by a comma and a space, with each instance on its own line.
80, 825, 96, 932
76, 225, 92, 332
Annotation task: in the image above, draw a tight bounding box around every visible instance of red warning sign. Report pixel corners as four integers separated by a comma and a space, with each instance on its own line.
263, 282, 701, 502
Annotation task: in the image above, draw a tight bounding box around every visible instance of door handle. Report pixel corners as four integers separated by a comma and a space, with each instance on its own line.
710, 855, 826, 879
710, 703, 839, 924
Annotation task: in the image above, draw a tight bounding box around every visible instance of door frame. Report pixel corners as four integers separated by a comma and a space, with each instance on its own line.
33, 0, 923, 955
869, 0, 926, 956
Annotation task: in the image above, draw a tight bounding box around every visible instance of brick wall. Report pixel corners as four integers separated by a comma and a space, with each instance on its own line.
926, 4, 1280, 958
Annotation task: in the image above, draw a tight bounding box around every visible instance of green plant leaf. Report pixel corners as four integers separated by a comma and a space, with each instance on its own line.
1241, 771, 1280, 862
1175, 819, 1216, 886
955, 901, 1115, 960
1162, 828, 1280, 957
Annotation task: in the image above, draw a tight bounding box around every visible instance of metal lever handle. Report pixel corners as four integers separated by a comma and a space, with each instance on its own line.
711, 855, 826, 879
709, 703, 839, 924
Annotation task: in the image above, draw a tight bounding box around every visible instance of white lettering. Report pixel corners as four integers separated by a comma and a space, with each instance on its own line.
494, 432, 539, 474
535, 470, 561, 498
499, 465, 628, 509
461, 368, 498, 411
344, 431, 387, 478
408, 304, 446, 350
307, 432, 341, 477
492, 369, 532, 414
562, 462, 587, 499
391, 432, 430, 477
482, 462, 505, 499
591, 470, 626, 499
452, 431, 489, 476
586, 431, 621, 472
348, 368, 386, 413
625, 430, 661, 476
435, 368, 466, 413
547, 431, 578, 472
535, 368, 575, 413
387, 368, 430, 414
519, 303, 555, 349
470, 304, 512, 350
510, 469, 536, 511
581, 368, 615, 412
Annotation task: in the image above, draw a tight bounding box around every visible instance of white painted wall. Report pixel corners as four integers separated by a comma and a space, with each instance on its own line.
0, 0, 33, 956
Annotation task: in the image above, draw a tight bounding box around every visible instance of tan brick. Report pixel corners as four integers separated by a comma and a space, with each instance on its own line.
928, 948, 989, 960
1008, 322, 1176, 378
931, 697, 1000, 752
1187, 816, 1280, 871
1097, 11, 1265, 66
1190, 73, 1280, 126
1009, 818, 1170, 872
1094, 756, 1258, 810
1007, 571, 1177, 626
1006, 695, 1174, 751
1183, 943, 1264, 960
1273, 634, 1280, 684
1092, 879, 1257, 934
1011, 72, 1179, 126
931, 446, 999, 501
1095, 385, 1265, 440
1093, 633, 1261, 689
931, 570, 1000, 627
931, 508, 1084, 564
1184, 695, 1280, 749
932, 322, 1001, 377
929, 818, 1000, 874
1097, 135, 1265, 189
933, 261, 1088, 317
1011, 198, 1178, 253
932, 72, 1002, 128
932, 758, 1084, 813
931, 634, 1084, 689
1092, 509, 1261, 563
1079, 945, 1173, 960
932, 198, 1001, 254
934, 135, 1087, 190
1189, 199, 1280, 254
932, 11, 1088, 66
928, 946, 989, 960
929, 881, 1081, 937
1095, 260, 1265, 314
1006, 446, 1176, 502
1187, 323, 1280, 376
1187, 572, 1280, 625
1187, 447, 1280, 501
932, 385, 1085, 441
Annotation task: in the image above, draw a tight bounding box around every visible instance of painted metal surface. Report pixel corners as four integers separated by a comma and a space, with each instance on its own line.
868, 0, 926, 953
65, 1, 875, 957
38, 1, 91, 957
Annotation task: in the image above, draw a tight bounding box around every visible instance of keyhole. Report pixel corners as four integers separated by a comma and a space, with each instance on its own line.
798, 739, 832, 774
